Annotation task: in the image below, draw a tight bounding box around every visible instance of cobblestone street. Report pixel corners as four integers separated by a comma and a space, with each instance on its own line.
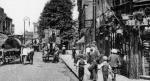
0, 52, 78, 81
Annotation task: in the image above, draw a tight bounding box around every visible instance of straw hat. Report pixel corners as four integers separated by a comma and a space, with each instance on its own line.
103, 56, 108, 61
111, 49, 118, 54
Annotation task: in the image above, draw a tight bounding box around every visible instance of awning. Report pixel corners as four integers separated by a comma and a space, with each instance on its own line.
4, 37, 22, 49
76, 36, 85, 44
14, 38, 22, 46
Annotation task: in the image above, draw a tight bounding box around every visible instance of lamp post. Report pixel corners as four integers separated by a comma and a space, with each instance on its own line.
83, 4, 88, 28
93, 0, 96, 41
23, 17, 30, 44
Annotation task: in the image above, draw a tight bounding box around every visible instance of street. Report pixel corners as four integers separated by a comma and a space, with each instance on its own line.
0, 52, 78, 81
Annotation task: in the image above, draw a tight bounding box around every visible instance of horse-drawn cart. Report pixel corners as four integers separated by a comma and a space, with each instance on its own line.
42, 43, 56, 62
42, 50, 53, 62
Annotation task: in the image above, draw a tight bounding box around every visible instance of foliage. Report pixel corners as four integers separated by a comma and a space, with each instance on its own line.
38, 0, 74, 42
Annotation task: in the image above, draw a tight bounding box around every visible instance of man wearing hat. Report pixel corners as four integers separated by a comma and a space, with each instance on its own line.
98, 56, 112, 81
108, 49, 121, 81
21, 45, 30, 64
62, 45, 66, 55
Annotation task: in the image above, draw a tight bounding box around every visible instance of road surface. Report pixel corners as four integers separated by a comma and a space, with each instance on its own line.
0, 52, 78, 81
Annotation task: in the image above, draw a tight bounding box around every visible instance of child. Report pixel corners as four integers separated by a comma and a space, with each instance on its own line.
53, 47, 60, 63
76, 55, 87, 81
98, 56, 113, 81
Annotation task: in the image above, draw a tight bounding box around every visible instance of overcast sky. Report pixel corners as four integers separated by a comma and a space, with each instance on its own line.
0, 0, 78, 35
0, 0, 49, 34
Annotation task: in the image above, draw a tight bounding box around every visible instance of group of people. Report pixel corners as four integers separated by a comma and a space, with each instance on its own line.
73, 42, 121, 81
21, 45, 34, 64
42, 43, 60, 63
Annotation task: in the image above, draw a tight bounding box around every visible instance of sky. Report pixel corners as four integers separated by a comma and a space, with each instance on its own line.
0, 0, 78, 35
0, 0, 49, 34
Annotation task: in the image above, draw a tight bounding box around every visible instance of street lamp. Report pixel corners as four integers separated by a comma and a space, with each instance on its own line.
23, 17, 30, 44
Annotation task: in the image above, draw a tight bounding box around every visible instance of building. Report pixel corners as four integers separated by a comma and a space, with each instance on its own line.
77, 0, 150, 79
0, 7, 14, 35
24, 31, 33, 41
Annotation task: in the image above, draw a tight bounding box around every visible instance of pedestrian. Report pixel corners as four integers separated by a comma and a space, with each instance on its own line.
72, 46, 77, 66
88, 48, 98, 81
21, 45, 30, 64
72, 46, 76, 59
53, 46, 60, 63
108, 49, 121, 81
62, 45, 66, 55
28, 45, 34, 64
98, 56, 113, 81
76, 55, 87, 81
86, 44, 91, 63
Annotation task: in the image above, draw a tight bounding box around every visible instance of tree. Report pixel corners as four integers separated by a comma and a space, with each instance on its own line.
39, 0, 74, 42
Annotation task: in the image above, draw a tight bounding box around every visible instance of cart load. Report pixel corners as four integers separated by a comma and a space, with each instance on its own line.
0, 37, 22, 64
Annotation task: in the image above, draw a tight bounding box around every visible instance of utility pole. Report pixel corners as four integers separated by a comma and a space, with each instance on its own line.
93, 0, 96, 41
24, 20, 25, 44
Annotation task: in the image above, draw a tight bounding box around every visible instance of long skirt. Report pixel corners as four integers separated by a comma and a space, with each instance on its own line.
78, 67, 84, 81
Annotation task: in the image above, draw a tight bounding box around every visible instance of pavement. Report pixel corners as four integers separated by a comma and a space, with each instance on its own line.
0, 52, 78, 81
60, 53, 149, 81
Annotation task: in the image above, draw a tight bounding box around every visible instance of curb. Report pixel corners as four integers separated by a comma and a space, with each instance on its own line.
60, 57, 79, 80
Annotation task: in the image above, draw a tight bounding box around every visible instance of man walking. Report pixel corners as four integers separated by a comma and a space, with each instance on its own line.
86, 44, 91, 64
88, 48, 99, 81
108, 49, 121, 81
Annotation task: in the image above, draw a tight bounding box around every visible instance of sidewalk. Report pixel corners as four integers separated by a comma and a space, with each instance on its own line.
60, 54, 149, 81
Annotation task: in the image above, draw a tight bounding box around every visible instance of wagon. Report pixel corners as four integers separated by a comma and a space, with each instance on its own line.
21, 49, 34, 65
42, 43, 55, 62
0, 37, 22, 65
42, 49, 54, 62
